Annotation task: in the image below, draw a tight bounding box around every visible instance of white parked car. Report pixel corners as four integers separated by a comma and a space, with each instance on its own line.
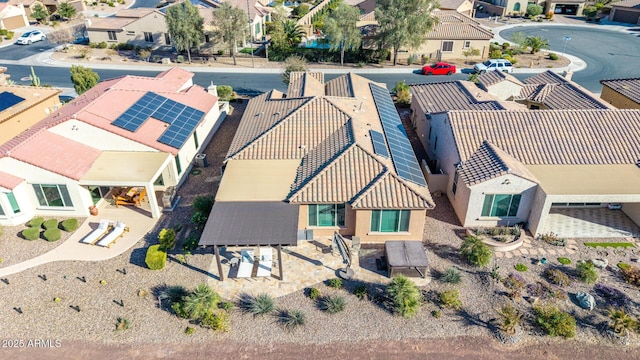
474, 59, 514, 74
16, 30, 46, 45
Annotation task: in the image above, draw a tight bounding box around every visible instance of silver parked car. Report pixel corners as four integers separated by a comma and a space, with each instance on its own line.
16, 30, 46, 45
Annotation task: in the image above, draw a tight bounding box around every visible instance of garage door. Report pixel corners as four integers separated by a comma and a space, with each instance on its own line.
554, 4, 579, 15
2, 15, 28, 30
612, 9, 640, 24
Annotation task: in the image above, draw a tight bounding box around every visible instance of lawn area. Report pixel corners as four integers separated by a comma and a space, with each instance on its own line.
584, 242, 636, 249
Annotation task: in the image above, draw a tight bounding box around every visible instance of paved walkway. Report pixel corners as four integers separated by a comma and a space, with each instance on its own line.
0, 200, 158, 277
495, 236, 579, 259
544, 208, 640, 238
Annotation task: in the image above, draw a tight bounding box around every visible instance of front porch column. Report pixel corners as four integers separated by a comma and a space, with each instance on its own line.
146, 182, 161, 219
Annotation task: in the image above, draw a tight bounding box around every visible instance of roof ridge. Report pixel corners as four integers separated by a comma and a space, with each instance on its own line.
481, 140, 510, 173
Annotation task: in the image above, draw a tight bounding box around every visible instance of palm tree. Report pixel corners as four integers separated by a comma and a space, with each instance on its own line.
461, 236, 492, 267
524, 35, 549, 54
608, 307, 637, 336
182, 284, 221, 320
386, 275, 422, 318
282, 20, 305, 47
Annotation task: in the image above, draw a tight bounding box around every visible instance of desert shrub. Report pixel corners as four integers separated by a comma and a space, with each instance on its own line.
217, 85, 234, 101
145, 245, 167, 270
548, 53, 558, 60
319, 295, 345, 314
42, 219, 58, 230
489, 49, 503, 59
503, 273, 526, 299
431, 310, 442, 318
115, 42, 134, 50
184, 327, 195, 335
43, 228, 61, 242
159, 285, 188, 305
617, 262, 631, 271
308, 287, 321, 300
61, 218, 78, 232
22, 227, 41, 240
98, 41, 107, 49
514, 263, 528, 272
241, 293, 275, 317
278, 309, 306, 331
201, 309, 230, 332
182, 235, 198, 253
29, 217, 44, 228
177, 55, 185, 63
328, 278, 343, 289
527, 281, 566, 300
387, 275, 422, 318
540, 232, 566, 246
621, 265, 640, 287
439, 289, 462, 310
576, 261, 599, 284
497, 303, 522, 335
115, 317, 130, 331
190, 212, 208, 230
534, 306, 576, 338
183, 284, 221, 320
220, 301, 234, 311
608, 307, 637, 336
558, 257, 571, 265
544, 268, 571, 287
191, 196, 214, 229
158, 228, 176, 251
353, 285, 368, 300
461, 236, 492, 267
171, 302, 190, 319
440, 267, 462, 284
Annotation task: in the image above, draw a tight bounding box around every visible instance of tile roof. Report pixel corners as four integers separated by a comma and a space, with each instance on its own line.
287, 72, 325, 98
228, 72, 434, 209
115, 8, 158, 17
427, 11, 493, 40
439, 0, 469, 9
0, 85, 61, 126
0, 170, 23, 190
523, 70, 567, 85
477, 70, 523, 89
447, 109, 640, 165
600, 78, 640, 105
517, 71, 612, 109
612, 0, 640, 8
87, 17, 137, 30
457, 140, 538, 186
410, 81, 504, 113
351, 172, 433, 209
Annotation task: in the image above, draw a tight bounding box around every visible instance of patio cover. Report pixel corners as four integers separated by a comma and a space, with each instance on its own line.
199, 201, 300, 247
385, 241, 429, 278
79, 151, 172, 185
526, 164, 640, 195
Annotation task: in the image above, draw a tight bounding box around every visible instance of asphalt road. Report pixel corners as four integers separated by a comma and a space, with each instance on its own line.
1, 40, 57, 61
499, 25, 640, 92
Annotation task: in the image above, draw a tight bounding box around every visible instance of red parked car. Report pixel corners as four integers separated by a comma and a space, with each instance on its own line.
422, 62, 456, 75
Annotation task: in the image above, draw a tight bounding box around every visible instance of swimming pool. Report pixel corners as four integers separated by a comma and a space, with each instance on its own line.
304, 39, 331, 49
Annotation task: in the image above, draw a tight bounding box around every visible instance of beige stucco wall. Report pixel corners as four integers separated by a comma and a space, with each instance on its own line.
399, 39, 490, 62
88, 13, 169, 47
600, 86, 640, 109
0, 93, 61, 145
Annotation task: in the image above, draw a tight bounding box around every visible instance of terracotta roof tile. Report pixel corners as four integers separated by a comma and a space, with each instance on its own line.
523, 70, 567, 85
518, 71, 612, 109
427, 11, 492, 40
410, 81, 504, 113
325, 74, 354, 98
600, 78, 640, 105
458, 140, 538, 185
0, 170, 23, 190
351, 172, 434, 209
287, 72, 325, 98
477, 70, 523, 89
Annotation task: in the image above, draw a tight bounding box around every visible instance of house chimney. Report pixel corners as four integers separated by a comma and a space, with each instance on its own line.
207, 81, 218, 97
562, 70, 573, 81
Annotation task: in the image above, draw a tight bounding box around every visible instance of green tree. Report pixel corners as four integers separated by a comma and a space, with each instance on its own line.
524, 35, 549, 54
323, 3, 361, 66
526, 3, 543, 16
211, 2, 246, 66
460, 236, 492, 267
282, 55, 308, 84
375, 0, 439, 65
292, 4, 310, 19
165, 0, 204, 64
57, 1, 77, 20
270, 4, 289, 23
182, 284, 221, 320
32, 4, 50, 23
386, 275, 422, 318
70, 65, 99, 95
158, 228, 176, 251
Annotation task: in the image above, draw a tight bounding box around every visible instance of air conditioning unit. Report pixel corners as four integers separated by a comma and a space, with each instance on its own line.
162, 186, 176, 208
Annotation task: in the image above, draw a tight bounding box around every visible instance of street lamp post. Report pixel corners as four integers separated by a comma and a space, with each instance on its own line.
247, 0, 254, 68
562, 36, 571, 54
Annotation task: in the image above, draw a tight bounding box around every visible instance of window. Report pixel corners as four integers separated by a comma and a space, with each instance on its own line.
33, 184, 73, 208
88, 186, 110, 205
463, 41, 471, 49
255, 22, 260, 36
441, 41, 454, 52
0, 201, 4, 216
194, 131, 199, 150
144, 32, 153, 42
434, 136, 438, 151
164, 33, 171, 45
154, 174, 164, 186
107, 31, 117, 41
308, 204, 345, 227
481, 194, 521, 217
6, 192, 20, 214
175, 155, 182, 175
371, 210, 410, 232
452, 171, 459, 195
513, 2, 521, 11
428, 125, 432, 140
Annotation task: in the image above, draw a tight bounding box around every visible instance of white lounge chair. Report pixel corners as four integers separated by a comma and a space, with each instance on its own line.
237, 249, 254, 278
96, 221, 128, 248
80, 219, 112, 245
257, 247, 272, 277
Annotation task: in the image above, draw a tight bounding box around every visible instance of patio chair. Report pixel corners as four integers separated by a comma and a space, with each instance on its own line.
80, 219, 112, 245
112, 194, 136, 207
257, 247, 272, 277
237, 249, 254, 278
96, 221, 129, 248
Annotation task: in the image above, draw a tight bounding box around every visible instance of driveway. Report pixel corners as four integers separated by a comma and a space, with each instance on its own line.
499, 25, 640, 93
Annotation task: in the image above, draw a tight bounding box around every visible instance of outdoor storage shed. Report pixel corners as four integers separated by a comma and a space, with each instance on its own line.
384, 241, 429, 278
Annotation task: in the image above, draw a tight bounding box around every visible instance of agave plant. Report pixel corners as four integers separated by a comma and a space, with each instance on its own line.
240, 293, 275, 317
608, 307, 637, 336
278, 309, 306, 331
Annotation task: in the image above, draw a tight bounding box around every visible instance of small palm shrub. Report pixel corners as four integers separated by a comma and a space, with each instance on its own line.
241, 293, 275, 317
61, 218, 79, 232
620, 265, 640, 287
171, 302, 190, 319
514, 263, 528, 272
22, 227, 41, 240
328, 278, 343, 289
145, 245, 167, 270
42, 219, 58, 230
576, 261, 599, 284
201, 309, 230, 332
29, 217, 44, 228
307, 287, 321, 300
387, 275, 422, 318
353, 285, 368, 300
608, 307, 637, 336
183, 284, 221, 320
159, 285, 188, 305
439, 289, 462, 310
319, 295, 345, 314
278, 309, 306, 331
497, 303, 521, 335
44, 228, 61, 242
534, 306, 576, 338
115, 317, 130, 331
440, 267, 462, 284
544, 268, 571, 287
461, 236, 492, 267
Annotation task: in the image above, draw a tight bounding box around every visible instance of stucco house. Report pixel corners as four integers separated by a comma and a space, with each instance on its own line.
474, 0, 584, 17
439, 0, 475, 15
600, 78, 640, 109
86, 8, 170, 47
609, 0, 640, 25
0, 67, 225, 226
0, 85, 62, 145
199, 72, 434, 250
0, 1, 28, 30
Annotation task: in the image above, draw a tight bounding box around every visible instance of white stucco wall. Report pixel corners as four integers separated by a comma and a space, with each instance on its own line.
0, 182, 34, 226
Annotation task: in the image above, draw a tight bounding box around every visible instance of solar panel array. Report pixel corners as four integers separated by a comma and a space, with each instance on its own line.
369, 130, 389, 158
111, 92, 204, 149
0, 91, 26, 112
369, 84, 427, 186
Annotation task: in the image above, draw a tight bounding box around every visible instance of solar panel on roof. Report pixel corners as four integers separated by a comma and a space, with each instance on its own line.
370, 130, 390, 158
369, 84, 427, 186
0, 91, 26, 112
